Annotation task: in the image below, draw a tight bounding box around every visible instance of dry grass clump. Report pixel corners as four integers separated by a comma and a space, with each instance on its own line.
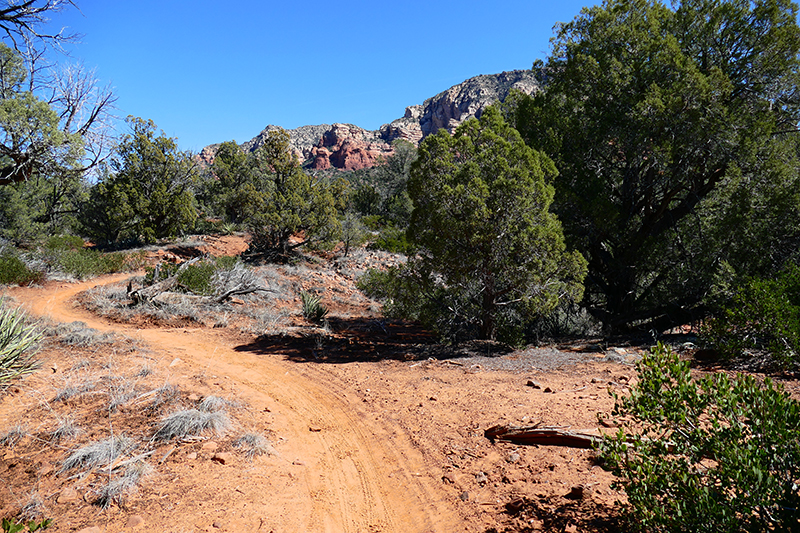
198, 395, 231, 412
46, 321, 116, 347
107, 376, 138, 411
0, 424, 27, 448
232, 432, 274, 459
53, 380, 96, 403
60, 435, 135, 474
95, 458, 153, 509
19, 491, 46, 521
153, 408, 231, 441
50, 417, 82, 443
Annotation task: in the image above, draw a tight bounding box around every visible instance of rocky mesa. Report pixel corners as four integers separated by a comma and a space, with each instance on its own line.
201, 69, 540, 171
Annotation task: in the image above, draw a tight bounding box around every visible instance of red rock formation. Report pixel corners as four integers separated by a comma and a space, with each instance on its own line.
310, 124, 394, 170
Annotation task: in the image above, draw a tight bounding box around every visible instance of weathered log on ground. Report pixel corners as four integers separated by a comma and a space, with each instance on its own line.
484, 424, 601, 449
128, 257, 202, 305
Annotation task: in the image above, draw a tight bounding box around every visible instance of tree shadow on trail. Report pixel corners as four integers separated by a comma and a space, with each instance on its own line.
233, 317, 513, 364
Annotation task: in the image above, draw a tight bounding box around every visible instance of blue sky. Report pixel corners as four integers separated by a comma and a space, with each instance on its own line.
45, 1, 597, 152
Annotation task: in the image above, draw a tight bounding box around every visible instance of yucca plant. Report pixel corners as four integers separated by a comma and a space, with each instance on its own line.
0, 302, 41, 388
300, 291, 328, 322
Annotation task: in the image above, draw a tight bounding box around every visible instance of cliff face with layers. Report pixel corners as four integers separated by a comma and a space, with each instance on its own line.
202, 69, 540, 170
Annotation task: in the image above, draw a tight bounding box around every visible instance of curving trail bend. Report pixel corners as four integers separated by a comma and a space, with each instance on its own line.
11, 275, 459, 533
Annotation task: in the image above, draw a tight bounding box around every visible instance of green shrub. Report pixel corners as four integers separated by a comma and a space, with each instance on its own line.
43, 235, 83, 253
1, 517, 52, 532
0, 254, 44, 285
0, 302, 41, 388
704, 262, 800, 366
369, 225, 413, 254
300, 291, 328, 322
598, 343, 800, 532
54, 249, 129, 280
145, 256, 241, 296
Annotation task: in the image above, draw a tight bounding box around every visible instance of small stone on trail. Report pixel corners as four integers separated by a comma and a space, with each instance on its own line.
169, 358, 182, 367
475, 472, 488, 485
202, 441, 219, 452
543, 386, 555, 393
565, 485, 585, 500
505, 498, 525, 514
126, 515, 145, 528
186, 452, 197, 460
212, 521, 223, 529
309, 426, 322, 432
506, 452, 521, 464
526, 380, 542, 389
211, 452, 233, 465
459, 491, 470, 502
56, 487, 79, 503
188, 393, 201, 401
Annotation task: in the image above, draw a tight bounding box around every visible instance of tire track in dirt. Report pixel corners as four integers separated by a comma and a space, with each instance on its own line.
11, 275, 459, 533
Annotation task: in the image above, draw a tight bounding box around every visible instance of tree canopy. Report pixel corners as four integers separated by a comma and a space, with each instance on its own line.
506, 0, 800, 332
80, 117, 197, 245
393, 107, 587, 341
203, 129, 347, 261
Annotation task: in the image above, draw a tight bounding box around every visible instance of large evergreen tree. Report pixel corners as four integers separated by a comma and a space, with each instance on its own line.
203, 129, 347, 261
507, 0, 800, 332
401, 107, 586, 341
80, 117, 197, 245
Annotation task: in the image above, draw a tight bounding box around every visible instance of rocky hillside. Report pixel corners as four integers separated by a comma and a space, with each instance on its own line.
200, 69, 540, 171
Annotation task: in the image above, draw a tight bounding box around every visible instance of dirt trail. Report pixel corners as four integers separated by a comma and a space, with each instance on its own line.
13, 275, 460, 533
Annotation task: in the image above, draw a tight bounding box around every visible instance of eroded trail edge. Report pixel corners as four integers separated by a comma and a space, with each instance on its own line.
12, 275, 459, 533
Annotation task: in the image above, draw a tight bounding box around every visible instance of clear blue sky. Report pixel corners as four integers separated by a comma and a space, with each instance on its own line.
45, 0, 597, 152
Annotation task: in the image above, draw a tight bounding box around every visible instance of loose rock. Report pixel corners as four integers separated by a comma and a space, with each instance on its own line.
211, 452, 233, 465
126, 515, 145, 528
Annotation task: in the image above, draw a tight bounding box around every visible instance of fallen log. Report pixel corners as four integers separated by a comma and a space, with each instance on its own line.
129, 257, 202, 305
484, 424, 601, 449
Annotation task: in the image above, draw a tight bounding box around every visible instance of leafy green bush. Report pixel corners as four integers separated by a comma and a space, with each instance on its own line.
369, 225, 413, 254
704, 262, 800, 366
43, 235, 83, 252
1, 517, 52, 532
145, 256, 241, 296
598, 343, 800, 532
0, 254, 44, 285
54, 249, 129, 280
300, 291, 328, 322
0, 302, 41, 388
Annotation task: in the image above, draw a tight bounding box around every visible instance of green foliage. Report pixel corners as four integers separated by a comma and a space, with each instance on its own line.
201, 133, 347, 261
145, 256, 240, 297
369, 225, 413, 255
0, 301, 40, 387
0, 44, 79, 185
598, 343, 800, 532
0, 171, 87, 244
43, 235, 83, 252
1, 518, 52, 533
0, 253, 44, 285
507, 0, 800, 333
52, 249, 129, 280
300, 291, 328, 322
704, 262, 800, 366
346, 140, 416, 231
339, 211, 368, 257
384, 106, 586, 341
80, 117, 197, 246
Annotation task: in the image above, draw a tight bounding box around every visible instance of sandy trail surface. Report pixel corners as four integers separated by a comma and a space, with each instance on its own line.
11, 274, 461, 533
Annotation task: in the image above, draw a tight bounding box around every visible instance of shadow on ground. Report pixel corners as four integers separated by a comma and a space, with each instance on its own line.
234, 317, 515, 364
